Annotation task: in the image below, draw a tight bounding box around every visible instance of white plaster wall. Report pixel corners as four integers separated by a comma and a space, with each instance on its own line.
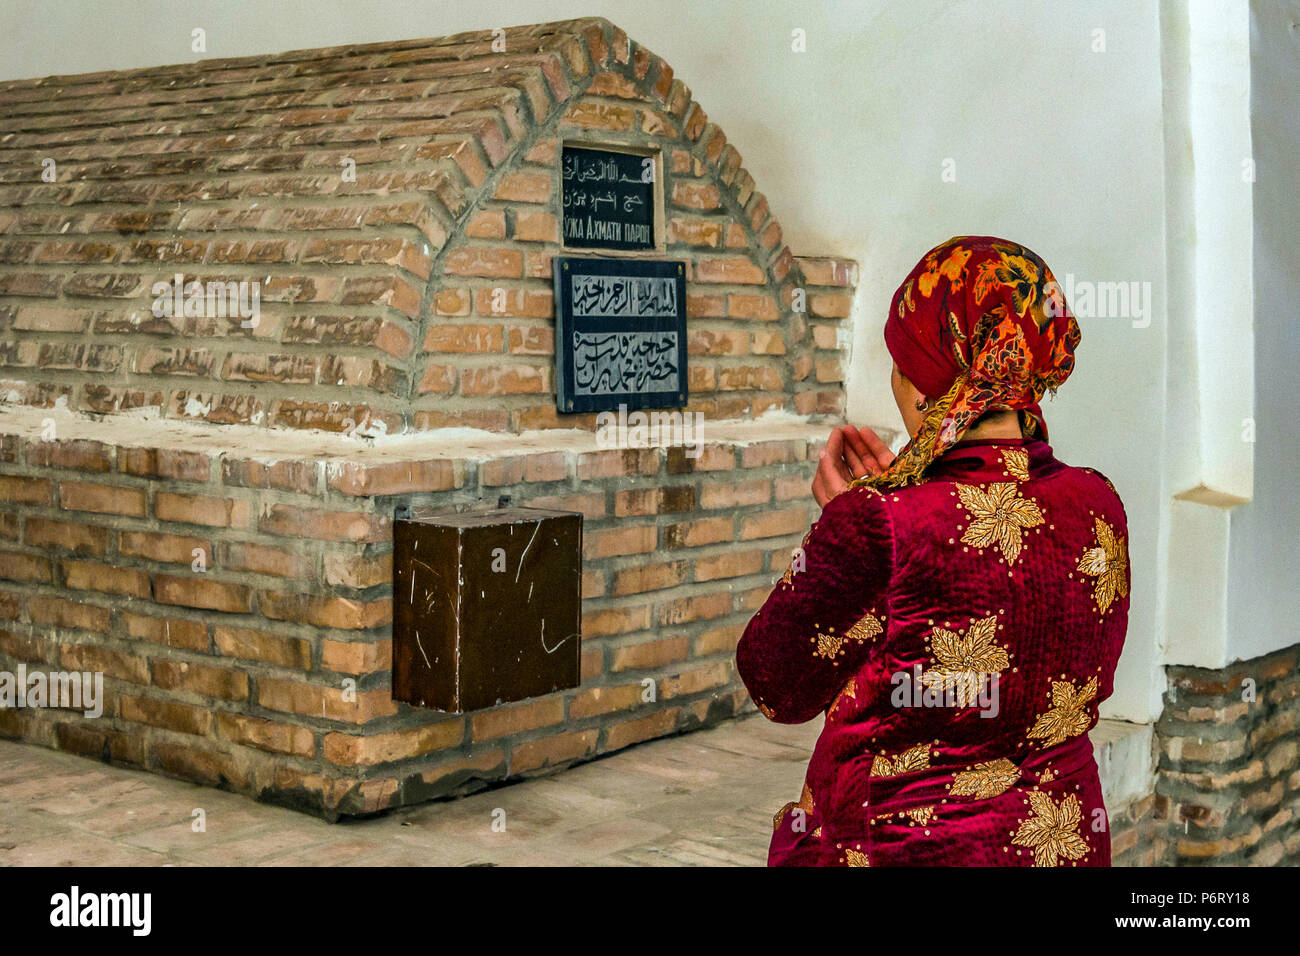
1186, 1, 1255, 504
1160, 0, 1255, 671
1223, 0, 1300, 663
2, 0, 1290, 718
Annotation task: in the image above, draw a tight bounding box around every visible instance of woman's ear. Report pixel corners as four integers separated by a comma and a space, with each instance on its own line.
891, 364, 925, 436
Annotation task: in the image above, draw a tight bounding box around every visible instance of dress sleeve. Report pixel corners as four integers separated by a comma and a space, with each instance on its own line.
735, 485, 895, 724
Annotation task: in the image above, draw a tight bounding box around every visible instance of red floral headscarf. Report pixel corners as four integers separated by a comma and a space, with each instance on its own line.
852, 236, 1081, 490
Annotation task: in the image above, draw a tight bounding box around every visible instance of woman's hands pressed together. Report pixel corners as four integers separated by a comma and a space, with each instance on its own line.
811, 424, 896, 508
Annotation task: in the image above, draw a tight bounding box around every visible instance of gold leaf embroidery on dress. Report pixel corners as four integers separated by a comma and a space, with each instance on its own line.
842, 846, 870, 867
903, 806, 935, 825
757, 701, 776, 719
920, 615, 1010, 706
1040, 768, 1056, 783
846, 611, 883, 643
813, 612, 881, 662
870, 742, 932, 777
1028, 675, 1098, 747
1077, 517, 1129, 613
951, 757, 1021, 799
871, 744, 936, 826
1001, 447, 1030, 481
1011, 791, 1090, 867
875, 806, 937, 826
773, 783, 815, 834
799, 782, 816, 814
873, 806, 935, 832
829, 678, 857, 719
956, 482, 1044, 564
814, 632, 843, 660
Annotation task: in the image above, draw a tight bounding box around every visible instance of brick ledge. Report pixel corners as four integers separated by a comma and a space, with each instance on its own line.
0, 403, 834, 465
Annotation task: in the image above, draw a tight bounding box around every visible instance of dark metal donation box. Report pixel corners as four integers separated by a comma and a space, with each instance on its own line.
392, 507, 583, 713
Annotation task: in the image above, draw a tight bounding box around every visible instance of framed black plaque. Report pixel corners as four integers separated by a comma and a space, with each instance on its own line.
554, 257, 687, 414
561, 145, 656, 251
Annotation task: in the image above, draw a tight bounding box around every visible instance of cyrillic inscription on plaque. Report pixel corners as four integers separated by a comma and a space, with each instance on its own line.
561, 145, 656, 251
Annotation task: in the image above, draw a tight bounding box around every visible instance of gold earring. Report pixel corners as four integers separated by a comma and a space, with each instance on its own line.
915, 397, 929, 412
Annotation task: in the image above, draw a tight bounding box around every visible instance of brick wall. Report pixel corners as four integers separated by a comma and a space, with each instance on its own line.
1107, 791, 1170, 866
0, 18, 865, 816
0, 412, 840, 817
1156, 644, 1300, 865
1095, 643, 1299, 866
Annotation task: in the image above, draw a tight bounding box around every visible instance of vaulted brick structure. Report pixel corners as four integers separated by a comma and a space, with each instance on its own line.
0, 18, 858, 817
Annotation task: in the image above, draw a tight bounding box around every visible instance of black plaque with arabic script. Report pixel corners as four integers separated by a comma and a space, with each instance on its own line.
554, 257, 687, 414
561, 145, 656, 251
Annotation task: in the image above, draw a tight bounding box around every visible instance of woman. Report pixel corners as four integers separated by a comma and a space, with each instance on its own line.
736, 236, 1129, 867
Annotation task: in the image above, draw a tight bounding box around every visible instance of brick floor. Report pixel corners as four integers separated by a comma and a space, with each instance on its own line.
0, 715, 817, 866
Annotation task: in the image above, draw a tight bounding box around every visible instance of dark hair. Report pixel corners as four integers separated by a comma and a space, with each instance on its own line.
970, 408, 1017, 426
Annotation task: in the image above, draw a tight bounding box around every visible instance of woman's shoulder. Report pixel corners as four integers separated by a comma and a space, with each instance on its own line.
1072, 464, 1129, 528
1076, 464, 1121, 497
822, 482, 895, 523
824, 477, 949, 546
1023, 460, 1131, 541
1059, 462, 1127, 512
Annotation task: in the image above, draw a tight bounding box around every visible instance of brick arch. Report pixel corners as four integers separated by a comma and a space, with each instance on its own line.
0, 17, 855, 435
407, 17, 846, 434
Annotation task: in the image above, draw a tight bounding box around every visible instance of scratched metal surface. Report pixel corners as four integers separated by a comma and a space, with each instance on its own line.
393, 508, 582, 713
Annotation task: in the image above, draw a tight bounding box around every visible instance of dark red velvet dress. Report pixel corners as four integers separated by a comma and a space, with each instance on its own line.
737, 438, 1129, 866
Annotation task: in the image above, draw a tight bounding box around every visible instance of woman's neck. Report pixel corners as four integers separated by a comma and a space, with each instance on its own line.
963, 413, 1026, 441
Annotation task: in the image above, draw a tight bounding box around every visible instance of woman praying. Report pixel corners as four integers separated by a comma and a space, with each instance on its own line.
737, 236, 1130, 867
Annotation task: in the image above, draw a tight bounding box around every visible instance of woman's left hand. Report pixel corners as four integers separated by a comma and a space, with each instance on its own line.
812, 425, 896, 507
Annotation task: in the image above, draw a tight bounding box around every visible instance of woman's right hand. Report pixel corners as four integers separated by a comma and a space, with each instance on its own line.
812, 424, 896, 508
